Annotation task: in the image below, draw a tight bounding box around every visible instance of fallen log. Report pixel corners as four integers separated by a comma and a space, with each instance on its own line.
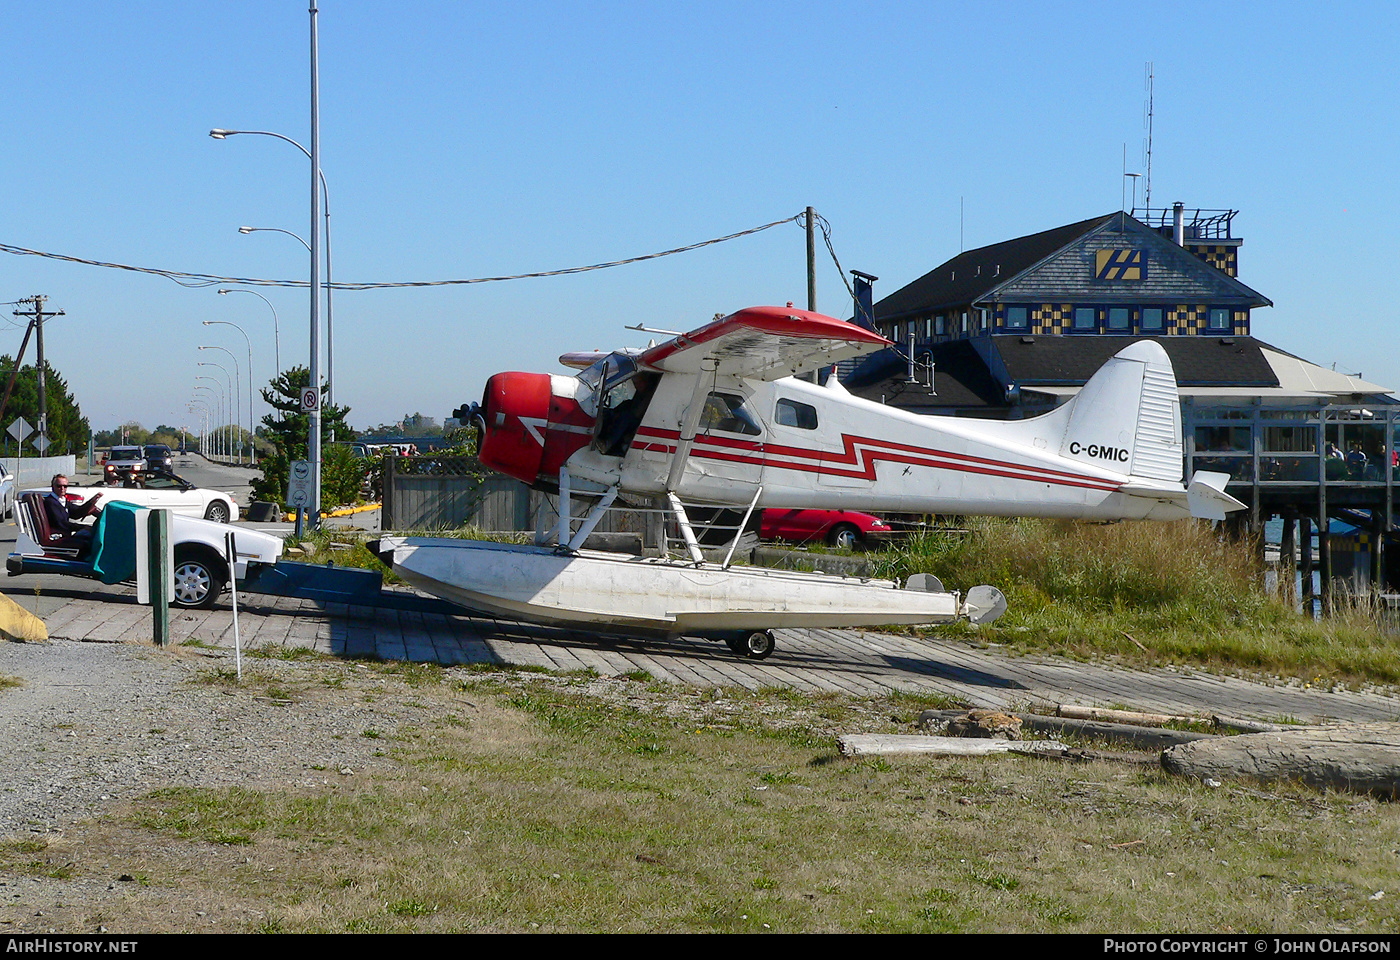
839, 734, 1068, 758
1161, 722, 1400, 797
918, 709, 1213, 751
1056, 704, 1191, 728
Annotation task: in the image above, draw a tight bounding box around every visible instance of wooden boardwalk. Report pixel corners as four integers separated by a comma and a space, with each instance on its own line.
13, 582, 1400, 724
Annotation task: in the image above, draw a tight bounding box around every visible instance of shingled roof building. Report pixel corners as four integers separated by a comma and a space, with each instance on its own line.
845, 206, 1400, 594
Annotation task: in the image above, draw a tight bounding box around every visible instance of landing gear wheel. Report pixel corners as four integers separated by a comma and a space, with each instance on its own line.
742, 630, 776, 660
171, 551, 226, 610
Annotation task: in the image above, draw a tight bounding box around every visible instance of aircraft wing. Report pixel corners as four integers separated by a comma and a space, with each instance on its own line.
636, 306, 890, 382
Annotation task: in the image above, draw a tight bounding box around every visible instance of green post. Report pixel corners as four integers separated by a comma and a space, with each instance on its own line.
149, 508, 170, 645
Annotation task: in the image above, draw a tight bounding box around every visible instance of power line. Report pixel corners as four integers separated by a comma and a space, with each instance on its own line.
0, 214, 805, 291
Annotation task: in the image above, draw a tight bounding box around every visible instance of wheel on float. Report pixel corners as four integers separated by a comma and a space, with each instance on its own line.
742, 630, 776, 660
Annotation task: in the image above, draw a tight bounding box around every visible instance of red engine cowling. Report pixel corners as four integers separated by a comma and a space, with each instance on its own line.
477, 372, 596, 488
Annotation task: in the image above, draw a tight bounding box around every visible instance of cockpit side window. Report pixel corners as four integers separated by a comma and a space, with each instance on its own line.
775, 398, 818, 430
700, 392, 761, 436
594, 371, 660, 457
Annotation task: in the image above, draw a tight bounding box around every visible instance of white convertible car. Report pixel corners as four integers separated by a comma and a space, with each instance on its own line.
29, 471, 239, 523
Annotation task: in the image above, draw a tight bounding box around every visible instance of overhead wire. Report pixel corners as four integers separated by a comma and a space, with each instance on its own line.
0, 213, 805, 292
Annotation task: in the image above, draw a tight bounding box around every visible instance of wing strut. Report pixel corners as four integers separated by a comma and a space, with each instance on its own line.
665, 360, 717, 493
666, 492, 706, 565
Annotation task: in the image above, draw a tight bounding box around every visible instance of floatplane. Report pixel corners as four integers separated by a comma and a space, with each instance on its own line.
372, 306, 1244, 658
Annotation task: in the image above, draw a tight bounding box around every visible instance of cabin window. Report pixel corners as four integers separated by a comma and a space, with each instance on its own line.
1207, 307, 1231, 331
1005, 306, 1028, 329
775, 398, 818, 430
700, 393, 761, 436
1108, 307, 1130, 331
1141, 307, 1164, 331
1072, 307, 1097, 331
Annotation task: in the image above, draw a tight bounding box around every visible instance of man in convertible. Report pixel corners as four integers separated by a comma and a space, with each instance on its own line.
43, 474, 104, 553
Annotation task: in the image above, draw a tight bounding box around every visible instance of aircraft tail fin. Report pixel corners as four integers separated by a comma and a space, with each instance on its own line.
1048, 339, 1184, 483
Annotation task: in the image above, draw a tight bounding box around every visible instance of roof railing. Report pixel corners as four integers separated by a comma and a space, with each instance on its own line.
1132, 207, 1238, 241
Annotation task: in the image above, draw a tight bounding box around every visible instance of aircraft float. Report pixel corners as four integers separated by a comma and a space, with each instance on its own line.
372, 306, 1244, 659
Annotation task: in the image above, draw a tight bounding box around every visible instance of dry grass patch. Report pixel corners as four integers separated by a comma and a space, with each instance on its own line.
1, 664, 1397, 933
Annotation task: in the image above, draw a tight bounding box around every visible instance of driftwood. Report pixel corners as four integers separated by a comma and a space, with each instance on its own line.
918, 709, 1212, 751
839, 735, 1068, 758
1056, 704, 1187, 727
1161, 722, 1400, 797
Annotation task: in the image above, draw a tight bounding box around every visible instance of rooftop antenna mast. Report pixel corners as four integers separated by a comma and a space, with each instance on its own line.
1142, 62, 1155, 212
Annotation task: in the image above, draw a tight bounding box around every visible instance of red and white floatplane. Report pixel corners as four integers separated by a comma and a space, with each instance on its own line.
373, 306, 1242, 659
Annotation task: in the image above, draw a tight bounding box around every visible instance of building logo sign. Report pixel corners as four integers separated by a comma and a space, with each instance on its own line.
1095, 249, 1146, 281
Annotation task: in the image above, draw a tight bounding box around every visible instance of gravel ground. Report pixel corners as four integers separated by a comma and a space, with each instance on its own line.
0, 638, 424, 842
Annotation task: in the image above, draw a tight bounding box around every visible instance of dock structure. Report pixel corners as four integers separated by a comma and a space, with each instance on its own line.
1186, 400, 1399, 608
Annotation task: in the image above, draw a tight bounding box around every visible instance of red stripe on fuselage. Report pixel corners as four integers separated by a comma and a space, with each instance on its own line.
630, 426, 1122, 492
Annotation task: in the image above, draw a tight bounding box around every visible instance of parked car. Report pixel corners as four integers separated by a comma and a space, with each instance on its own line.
759, 509, 893, 550
0, 465, 13, 519
8, 495, 282, 609
143, 443, 174, 471
29, 470, 239, 523
103, 445, 147, 481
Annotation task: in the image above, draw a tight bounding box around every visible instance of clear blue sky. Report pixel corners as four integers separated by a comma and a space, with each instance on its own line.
2, 1, 1396, 435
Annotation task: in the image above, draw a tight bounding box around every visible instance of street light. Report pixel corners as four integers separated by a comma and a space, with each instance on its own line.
199, 346, 243, 463
211, 120, 333, 528
187, 400, 213, 457
217, 288, 280, 376
239, 225, 311, 252
193, 380, 224, 459
197, 363, 234, 462
203, 320, 256, 465
192, 384, 222, 459
211, 128, 333, 404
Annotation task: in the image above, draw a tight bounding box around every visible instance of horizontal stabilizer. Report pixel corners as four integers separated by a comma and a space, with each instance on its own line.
1186, 471, 1246, 521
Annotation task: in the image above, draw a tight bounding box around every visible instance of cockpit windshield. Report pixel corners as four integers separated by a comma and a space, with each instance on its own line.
577, 352, 638, 418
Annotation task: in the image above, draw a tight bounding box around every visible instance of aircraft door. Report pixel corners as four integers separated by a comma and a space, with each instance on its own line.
686, 389, 766, 501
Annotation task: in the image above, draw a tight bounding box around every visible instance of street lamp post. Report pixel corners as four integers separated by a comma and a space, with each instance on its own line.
199, 347, 243, 463
197, 363, 234, 462
218, 288, 280, 375
210, 128, 333, 407
203, 320, 256, 465
193, 381, 224, 459
211, 93, 332, 528
193, 385, 223, 460
188, 401, 212, 457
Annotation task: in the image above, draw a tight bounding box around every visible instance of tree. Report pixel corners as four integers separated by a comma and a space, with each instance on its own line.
249, 366, 354, 510
0, 355, 91, 456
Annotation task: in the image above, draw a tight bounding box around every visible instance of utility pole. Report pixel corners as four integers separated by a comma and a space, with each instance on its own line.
805, 206, 816, 312
12, 296, 64, 445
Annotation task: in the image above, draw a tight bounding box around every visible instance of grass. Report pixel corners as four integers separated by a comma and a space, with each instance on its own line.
875, 518, 1400, 684
3, 665, 1395, 933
